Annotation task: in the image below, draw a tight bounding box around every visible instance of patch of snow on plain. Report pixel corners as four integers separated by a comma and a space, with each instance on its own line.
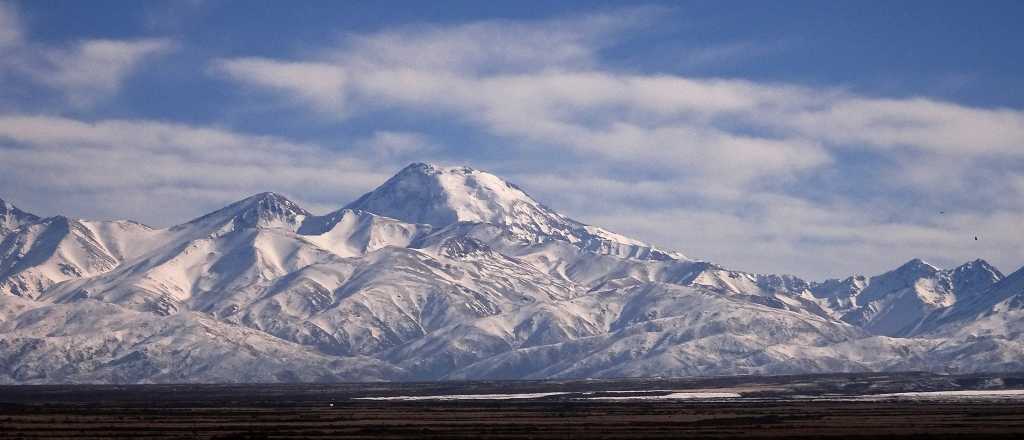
869, 390, 1024, 400
354, 392, 570, 401
585, 392, 742, 400
582, 389, 674, 395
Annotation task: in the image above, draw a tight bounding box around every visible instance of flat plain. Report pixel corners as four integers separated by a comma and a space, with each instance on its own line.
2, 372, 1024, 439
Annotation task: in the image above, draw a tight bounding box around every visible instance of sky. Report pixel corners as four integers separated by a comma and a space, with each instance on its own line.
0, 0, 1022, 279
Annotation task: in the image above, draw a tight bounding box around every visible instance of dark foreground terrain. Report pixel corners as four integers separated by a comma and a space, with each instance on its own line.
2, 372, 1024, 439
3, 400, 1024, 439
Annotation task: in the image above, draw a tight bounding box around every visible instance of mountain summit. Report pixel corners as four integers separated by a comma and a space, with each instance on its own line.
0, 198, 40, 237
346, 163, 685, 260
345, 163, 574, 234
179, 192, 311, 236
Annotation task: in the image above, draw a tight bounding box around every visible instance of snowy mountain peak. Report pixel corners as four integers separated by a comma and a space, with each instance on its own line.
914, 263, 1024, 337
0, 198, 40, 237
950, 259, 1004, 301
953, 259, 1002, 276
402, 162, 474, 176
346, 163, 687, 261
178, 192, 310, 235
346, 162, 559, 229
896, 258, 941, 275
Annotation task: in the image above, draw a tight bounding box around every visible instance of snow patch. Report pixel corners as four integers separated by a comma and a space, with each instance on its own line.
354, 392, 570, 401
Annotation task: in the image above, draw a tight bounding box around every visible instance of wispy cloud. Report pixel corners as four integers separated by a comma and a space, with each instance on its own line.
211, 12, 1024, 169
0, 115, 399, 223
213, 58, 347, 113
36, 38, 175, 106
354, 130, 437, 159
0, 3, 174, 106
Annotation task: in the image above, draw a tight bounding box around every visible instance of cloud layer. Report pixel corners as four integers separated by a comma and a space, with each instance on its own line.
0, 114, 415, 222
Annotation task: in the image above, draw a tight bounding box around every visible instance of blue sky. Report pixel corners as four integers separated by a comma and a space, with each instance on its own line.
1, 0, 1022, 279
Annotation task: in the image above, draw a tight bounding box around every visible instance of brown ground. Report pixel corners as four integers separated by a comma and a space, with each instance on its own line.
2, 399, 1024, 439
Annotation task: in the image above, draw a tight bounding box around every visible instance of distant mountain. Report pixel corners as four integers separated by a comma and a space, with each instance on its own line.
916, 265, 1024, 337
0, 163, 1020, 383
810, 258, 1004, 337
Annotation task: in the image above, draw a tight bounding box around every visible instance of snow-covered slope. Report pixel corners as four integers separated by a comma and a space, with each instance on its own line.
0, 216, 161, 299
0, 295, 401, 384
299, 208, 431, 257
446, 282, 867, 380
0, 163, 1020, 383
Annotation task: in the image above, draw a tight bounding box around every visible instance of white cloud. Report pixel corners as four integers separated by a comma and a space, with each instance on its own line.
212, 14, 1024, 162
354, 130, 436, 159
328, 9, 658, 74
213, 58, 347, 113
0, 3, 174, 106
783, 97, 1024, 155
37, 38, 175, 106
211, 18, 1024, 194
0, 115, 397, 224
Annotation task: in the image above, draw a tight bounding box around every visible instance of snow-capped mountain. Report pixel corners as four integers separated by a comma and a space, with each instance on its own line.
0, 163, 1020, 383
810, 258, 1004, 337
916, 265, 1024, 338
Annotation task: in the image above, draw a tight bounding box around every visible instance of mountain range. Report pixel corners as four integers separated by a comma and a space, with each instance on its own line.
1, 163, 1021, 383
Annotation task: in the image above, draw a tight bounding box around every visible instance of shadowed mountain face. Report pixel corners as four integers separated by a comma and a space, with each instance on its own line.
0, 199, 40, 238
0, 164, 1020, 384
